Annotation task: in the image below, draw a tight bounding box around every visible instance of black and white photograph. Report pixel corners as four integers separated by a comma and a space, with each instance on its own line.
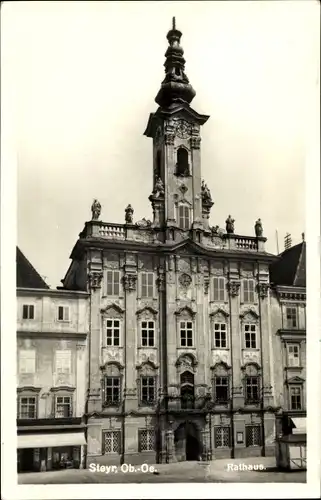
1, 1, 320, 498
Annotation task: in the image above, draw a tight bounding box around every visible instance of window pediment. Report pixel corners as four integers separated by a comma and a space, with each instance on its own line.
100, 361, 124, 374
136, 306, 158, 317
17, 386, 41, 394
136, 360, 158, 372
176, 353, 198, 369
211, 361, 230, 373
210, 307, 229, 318
287, 376, 305, 385
174, 306, 196, 318
101, 303, 124, 317
50, 386, 75, 393
239, 309, 259, 321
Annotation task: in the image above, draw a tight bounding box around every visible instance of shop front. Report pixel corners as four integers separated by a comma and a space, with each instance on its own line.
275, 414, 306, 471
17, 431, 86, 472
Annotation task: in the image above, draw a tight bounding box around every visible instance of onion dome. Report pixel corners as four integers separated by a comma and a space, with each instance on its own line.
155, 17, 196, 108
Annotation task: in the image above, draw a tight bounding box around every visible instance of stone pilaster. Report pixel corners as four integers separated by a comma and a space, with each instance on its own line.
76, 342, 87, 417
257, 282, 274, 407
166, 255, 177, 387
227, 279, 243, 407
123, 271, 138, 411
87, 270, 103, 414
190, 136, 202, 227
164, 129, 176, 224
196, 258, 205, 386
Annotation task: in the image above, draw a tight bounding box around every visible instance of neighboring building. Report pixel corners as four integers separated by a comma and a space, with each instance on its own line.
62, 19, 280, 465
16, 247, 89, 472
270, 238, 306, 449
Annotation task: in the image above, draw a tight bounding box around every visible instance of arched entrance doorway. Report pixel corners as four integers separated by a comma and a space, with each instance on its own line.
174, 421, 202, 461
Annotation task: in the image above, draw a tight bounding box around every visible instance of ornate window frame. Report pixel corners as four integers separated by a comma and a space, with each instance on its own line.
17, 386, 41, 419
136, 306, 158, 349
210, 308, 230, 350
240, 309, 260, 351
101, 304, 125, 349
175, 307, 196, 349
101, 361, 124, 408
242, 362, 261, 405
136, 361, 158, 407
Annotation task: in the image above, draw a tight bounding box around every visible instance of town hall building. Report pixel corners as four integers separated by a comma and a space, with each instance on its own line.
61, 19, 282, 465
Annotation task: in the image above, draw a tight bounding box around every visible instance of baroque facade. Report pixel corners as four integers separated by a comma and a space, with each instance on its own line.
62, 19, 281, 465
16, 248, 89, 472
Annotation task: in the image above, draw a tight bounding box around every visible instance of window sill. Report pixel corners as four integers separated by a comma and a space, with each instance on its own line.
285, 366, 303, 370
56, 320, 71, 324
138, 346, 157, 350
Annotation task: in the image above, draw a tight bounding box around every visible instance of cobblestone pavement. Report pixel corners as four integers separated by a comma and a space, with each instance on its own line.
18, 457, 306, 484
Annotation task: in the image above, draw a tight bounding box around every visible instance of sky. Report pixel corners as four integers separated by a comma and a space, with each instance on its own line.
2, 0, 319, 288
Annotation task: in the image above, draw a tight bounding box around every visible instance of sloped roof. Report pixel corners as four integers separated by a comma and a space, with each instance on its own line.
270, 241, 306, 287
16, 247, 49, 289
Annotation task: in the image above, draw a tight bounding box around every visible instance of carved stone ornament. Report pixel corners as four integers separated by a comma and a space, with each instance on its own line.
179, 273, 192, 289
190, 137, 201, 149
88, 271, 103, 289
204, 277, 210, 295
156, 274, 165, 291
122, 274, 137, 292
257, 282, 269, 299
227, 280, 241, 297
165, 133, 175, 145
175, 119, 192, 139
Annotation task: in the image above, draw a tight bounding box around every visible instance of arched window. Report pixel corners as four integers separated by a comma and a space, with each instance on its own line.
212, 364, 230, 404
180, 371, 195, 409
138, 362, 157, 407
176, 147, 190, 176
244, 364, 260, 404
102, 363, 122, 407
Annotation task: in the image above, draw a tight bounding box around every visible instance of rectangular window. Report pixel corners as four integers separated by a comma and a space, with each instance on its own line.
106, 319, 120, 346
18, 396, 37, 419
246, 425, 261, 447
19, 350, 36, 374
141, 321, 155, 347
141, 377, 156, 405
104, 376, 120, 405
286, 307, 298, 328
141, 273, 154, 298
57, 306, 70, 322
244, 324, 257, 349
214, 376, 229, 403
214, 427, 231, 448
180, 321, 193, 347
107, 270, 120, 296
290, 386, 302, 410
243, 280, 255, 303
178, 206, 190, 230
55, 350, 71, 374
22, 305, 34, 320
245, 376, 259, 403
55, 396, 72, 418
102, 431, 121, 454
139, 429, 155, 452
213, 277, 225, 301
287, 344, 300, 367
213, 323, 227, 348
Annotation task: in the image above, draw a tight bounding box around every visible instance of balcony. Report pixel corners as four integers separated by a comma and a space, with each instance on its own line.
17, 416, 84, 430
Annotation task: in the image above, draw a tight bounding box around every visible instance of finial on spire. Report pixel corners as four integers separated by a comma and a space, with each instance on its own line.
154, 19, 196, 108
302, 232, 305, 241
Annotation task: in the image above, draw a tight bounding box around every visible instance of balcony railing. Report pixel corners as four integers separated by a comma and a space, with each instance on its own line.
98, 223, 126, 240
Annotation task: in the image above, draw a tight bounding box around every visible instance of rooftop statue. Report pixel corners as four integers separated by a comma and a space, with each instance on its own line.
255, 218, 263, 237
125, 204, 134, 224
225, 215, 235, 234
91, 199, 101, 221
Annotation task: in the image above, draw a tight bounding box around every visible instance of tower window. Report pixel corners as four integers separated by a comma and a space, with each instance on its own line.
176, 148, 189, 176
178, 206, 190, 230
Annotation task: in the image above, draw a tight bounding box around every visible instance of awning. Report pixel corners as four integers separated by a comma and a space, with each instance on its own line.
17, 432, 86, 449
291, 417, 306, 435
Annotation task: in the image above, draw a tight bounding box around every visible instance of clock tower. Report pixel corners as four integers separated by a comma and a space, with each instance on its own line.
144, 18, 212, 241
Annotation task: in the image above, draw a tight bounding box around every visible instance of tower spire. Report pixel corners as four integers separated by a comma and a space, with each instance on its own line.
155, 18, 196, 108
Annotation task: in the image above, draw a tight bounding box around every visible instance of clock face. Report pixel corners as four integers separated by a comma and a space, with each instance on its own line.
176, 120, 192, 139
